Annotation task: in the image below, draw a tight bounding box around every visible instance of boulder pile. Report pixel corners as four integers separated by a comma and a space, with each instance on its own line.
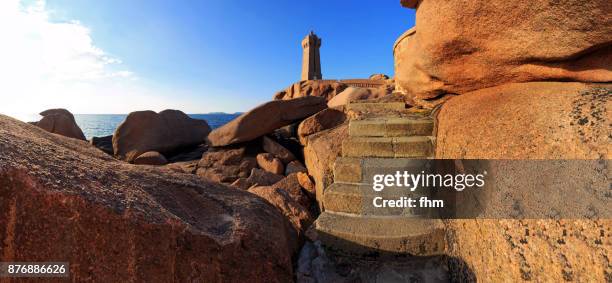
7, 92, 371, 280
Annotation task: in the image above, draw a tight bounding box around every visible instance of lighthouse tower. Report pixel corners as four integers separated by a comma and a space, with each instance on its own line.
301, 31, 322, 81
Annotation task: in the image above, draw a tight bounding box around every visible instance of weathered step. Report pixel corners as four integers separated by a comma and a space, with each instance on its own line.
349, 118, 433, 137
323, 183, 430, 216
334, 157, 433, 184
346, 102, 406, 112
342, 136, 433, 158
315, 212, 446, 255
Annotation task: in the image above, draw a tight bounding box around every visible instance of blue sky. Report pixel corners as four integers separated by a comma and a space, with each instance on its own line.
0, 0, 415, 116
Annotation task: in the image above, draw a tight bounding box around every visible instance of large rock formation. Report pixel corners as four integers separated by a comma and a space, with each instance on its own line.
208, 97, 326, 147
394, 0, 612, 100
32, 108, 86, 140
113, 110, 211, 162
274, 80, 348, 101
0, 115, 297, 282
436, 82, 610, 159
435, 82, 611, 281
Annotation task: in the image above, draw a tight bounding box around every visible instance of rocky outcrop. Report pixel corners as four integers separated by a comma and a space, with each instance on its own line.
208, 97, 327, 147
274, 80, 348, 101
113, 110, 211, 162
0, 114, 297, 282
133, 151, 168, 165
32, 108, 86, 140
436, 82, 610, 159
303, 123, 348, 208
297, 108, 347, 145
394, 0, 612, 100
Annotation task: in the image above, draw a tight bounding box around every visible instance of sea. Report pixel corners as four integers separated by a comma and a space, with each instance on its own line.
15, 113, 241, 140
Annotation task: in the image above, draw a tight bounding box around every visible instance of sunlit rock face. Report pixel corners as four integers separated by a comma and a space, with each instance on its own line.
394, 0, 612, 101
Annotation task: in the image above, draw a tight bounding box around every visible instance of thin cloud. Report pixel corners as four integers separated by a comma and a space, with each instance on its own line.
0, 0, 142, 117
0, 0, 245, 117
0, 0, 132, 82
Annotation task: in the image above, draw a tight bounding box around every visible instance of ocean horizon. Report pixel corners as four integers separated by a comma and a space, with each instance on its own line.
12, 113, 241, 140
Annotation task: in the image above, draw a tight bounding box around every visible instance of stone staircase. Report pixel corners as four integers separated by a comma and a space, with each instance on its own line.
315, 101, 446, 256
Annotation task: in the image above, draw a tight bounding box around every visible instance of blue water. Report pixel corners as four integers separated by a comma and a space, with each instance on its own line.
21, 113, 241, 140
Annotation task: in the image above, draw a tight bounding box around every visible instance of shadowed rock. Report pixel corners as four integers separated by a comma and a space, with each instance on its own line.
262, 136, 297, 164
90, 135, 113, 155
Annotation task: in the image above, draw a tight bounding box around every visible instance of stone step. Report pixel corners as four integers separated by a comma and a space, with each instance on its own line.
342, 136, 433, 158
333, 157, 433, 184
346, 102, 406, 112
323, 182, 431, 216
349, 118, 434, 137
333, 157, 363, 184
315, 212, 446, 255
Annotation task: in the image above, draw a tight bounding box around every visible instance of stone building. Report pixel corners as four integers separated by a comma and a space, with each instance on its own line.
301, 31, 322, 81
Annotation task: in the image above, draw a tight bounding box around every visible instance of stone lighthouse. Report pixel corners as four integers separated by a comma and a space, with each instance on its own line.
301, 31, 322, 81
